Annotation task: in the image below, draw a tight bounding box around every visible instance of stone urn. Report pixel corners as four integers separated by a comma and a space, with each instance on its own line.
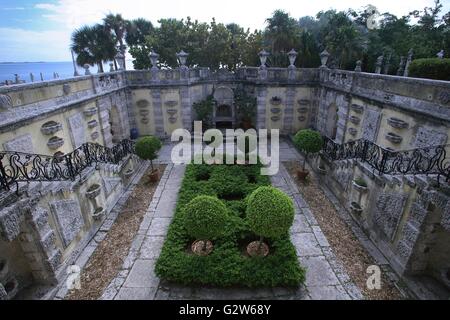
47, 137, 64, 150
86, 184, 101, 199
123, 168, 134, 180
41, 121, 62, 135
317, 166, 327, 175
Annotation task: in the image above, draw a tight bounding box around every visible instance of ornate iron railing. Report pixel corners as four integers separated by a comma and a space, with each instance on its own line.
0, 139, 135, 193
321, 137, 450, 183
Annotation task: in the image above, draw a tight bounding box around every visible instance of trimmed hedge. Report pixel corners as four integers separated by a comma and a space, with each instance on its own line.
408, 58, 450, 81
247, 186, 295, 239
155, 162, 305, 287
183, 196, 228, 240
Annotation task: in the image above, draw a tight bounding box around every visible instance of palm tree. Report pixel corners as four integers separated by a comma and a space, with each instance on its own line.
104, 14, 128, 70
71, 24, 117, 73
126, 18, 154, 47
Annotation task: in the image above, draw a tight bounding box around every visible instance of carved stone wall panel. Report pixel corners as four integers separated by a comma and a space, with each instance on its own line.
50, 200, 84, 248
413, 127, 448, 148
374, 193, 408, 240
3, 134, 34, 153
67, 112, 85, 149
362, 109, 381, 142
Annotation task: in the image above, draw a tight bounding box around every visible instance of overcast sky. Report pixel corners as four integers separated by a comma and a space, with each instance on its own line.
0, 0, 448, 62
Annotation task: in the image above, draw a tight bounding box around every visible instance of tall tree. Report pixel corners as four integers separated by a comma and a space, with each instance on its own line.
71, 24, 117, 73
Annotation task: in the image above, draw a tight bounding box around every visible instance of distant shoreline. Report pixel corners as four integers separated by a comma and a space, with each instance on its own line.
0, 61, 70, 64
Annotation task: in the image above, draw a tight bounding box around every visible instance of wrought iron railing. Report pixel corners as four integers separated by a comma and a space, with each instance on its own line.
321, 137, 450, 184
0, 139, 135, 193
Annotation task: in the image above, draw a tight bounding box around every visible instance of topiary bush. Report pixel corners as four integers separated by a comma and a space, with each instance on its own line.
183, 195, 229, 242
135, 135, 162, 171
246, 186, 295, 248
293, 129, 324, 170
408, 58, 450, 81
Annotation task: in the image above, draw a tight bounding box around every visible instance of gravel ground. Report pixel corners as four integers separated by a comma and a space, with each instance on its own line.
66, 165, 166, 300
285, 161, 403, 300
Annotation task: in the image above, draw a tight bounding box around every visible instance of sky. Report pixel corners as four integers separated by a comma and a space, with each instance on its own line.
0, 0, 448, 62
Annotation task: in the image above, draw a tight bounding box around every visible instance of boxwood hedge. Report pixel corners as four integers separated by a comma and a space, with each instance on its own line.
155, 162, 305, 287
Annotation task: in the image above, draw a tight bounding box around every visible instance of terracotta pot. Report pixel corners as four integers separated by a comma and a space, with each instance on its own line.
247, 241, 269, 257
149, 168, 160, 183
191, 240, 213, 256
296, 169, 309, 180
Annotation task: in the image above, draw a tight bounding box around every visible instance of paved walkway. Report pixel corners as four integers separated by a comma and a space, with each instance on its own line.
97, 139, 363, 300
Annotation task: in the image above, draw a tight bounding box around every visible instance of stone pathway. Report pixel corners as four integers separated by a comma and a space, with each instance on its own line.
96, 139, 362, 300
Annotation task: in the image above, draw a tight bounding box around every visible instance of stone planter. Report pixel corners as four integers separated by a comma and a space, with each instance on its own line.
297, 107, 308, 113
270, 97, 282, 106
348, 128, 357, 136
167, 109, 178, 116
86, 184, 101, 199
87, 120, 98, 129
271, 116, 280, 122
271, 108, 281, 114
83, 107, 97, 117
91, 132, 100, 140
349, 116, 361, 125
123, 168, 134, 179
136, 99, 149, 108
386, 132, 403, 144
298, 116, 306, 122
41, 121, 62, 135
350, 202, 363, 215
0, 258, 8, 282
352, 180, 368, 193
298, 99, 310, 106
387, 117, 409, 129
92, 207, 106, 221
47, 137, 64, 150
351, 104, 364, 113
165, 100, 178, 107
169, 116, 178, 124
139, 110, 150, 116
141, 117, 150, 124
317, 166, 327, 175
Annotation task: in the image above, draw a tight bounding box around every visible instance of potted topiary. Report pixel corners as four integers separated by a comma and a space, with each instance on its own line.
293, 129, 324, 180
246, 186, 295, 257
135, 136, 162, 182
183, 195, 229, 256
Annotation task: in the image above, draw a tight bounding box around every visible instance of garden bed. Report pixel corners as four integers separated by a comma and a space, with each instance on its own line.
155, 162, 305, 287
66, 165, 166, 300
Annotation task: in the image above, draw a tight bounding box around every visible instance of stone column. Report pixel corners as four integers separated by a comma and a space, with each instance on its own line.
396, 57, 405, 76
151, 89, 165, 138
180, 87, 192, 131
375, 55, 383, 74
283, 87, 296, 134
256, 87, 267, 131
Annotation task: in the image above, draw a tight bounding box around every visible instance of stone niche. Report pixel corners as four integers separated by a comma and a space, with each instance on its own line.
50, 200, 84, 248
373, 193, 408, 240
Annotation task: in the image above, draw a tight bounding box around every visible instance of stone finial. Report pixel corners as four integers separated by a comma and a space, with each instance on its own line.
258, 50, 270, 68
354, 60, 362, 72
287, 49, 298, 68
84, 64, 91, 75
176, 50, 189, 69
320, 50, 330, 67
149, 50, 160, 70
397, 56, 405, 76
30, 73, 35, 82
383, 53, 391, 74
375, 55, 383, 74
437, 50, 444, 59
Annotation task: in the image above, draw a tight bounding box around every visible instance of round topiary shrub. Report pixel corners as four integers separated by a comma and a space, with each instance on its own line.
293, 129, 324, 176
246, 186, 295, 256
135, 135, 162, 173
183, 195, 229, 255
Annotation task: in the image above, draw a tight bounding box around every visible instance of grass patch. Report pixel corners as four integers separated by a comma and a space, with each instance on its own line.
155, 162, 305, 287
